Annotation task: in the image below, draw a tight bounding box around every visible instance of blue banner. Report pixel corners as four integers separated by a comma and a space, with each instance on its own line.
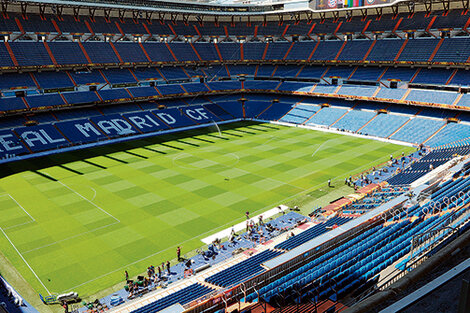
55, 119, 108, 144
0, 130, 29, 159
90, 114, 139, 138
123, 112, 170, 133
14, 125, 69, 152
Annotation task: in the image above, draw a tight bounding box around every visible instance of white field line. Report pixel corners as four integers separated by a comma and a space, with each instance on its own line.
58, 181, 120, 223
0, 227, 51, 295
7, 194, 36, 222
61, 125, 408, 292
24, 182, 120, 253
22, 221, 120, 254
90, 187, 97, 202
3, 221, 35, 230
0, 194, 36, 230
0, 194, 50, 293
263, 136, 277, 146
62, 148, 403, 293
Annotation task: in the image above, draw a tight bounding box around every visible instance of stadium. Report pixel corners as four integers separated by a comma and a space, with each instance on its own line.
0, 0, 470, 312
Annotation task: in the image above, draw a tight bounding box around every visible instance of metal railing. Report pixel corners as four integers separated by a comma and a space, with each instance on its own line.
373, 202, 470, 292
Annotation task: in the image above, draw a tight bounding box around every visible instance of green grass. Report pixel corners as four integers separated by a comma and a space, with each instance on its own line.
0, 121, 414, 309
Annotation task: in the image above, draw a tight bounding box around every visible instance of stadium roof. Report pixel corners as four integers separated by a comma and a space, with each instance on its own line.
17, 0, 309, 15
14, 0, 415, 15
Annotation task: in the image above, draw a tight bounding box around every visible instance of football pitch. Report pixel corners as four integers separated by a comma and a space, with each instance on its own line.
0, 121, 414, 304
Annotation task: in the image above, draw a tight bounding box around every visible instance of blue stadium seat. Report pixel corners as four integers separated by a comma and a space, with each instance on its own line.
25, 94, 65, 108
34, 71, 75, 89
359, 113, 409, 138
390, 118, 445, 144
48, 42, 88, 65
82, 42, 120, 64
9, 42, 52, 66
205, 250, 283, 287
131, 283, 214, 313
0, 97, 28, 112
332, 109, 376, 132
306, 107, 348, 127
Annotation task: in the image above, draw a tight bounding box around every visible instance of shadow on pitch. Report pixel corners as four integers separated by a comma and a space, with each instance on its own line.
0, 121, 267, 179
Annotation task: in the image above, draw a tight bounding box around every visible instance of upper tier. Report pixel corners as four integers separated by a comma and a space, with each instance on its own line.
0, 9, 468, 38
0, 37, 469, 69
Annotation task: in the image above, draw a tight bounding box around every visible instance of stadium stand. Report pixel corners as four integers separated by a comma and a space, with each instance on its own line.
274, 217, 353, 251
279, 104, 320, 124
390, 118, 446, 144
387, 146, 470, 185
131, 284, 215, 313
406, 89, 458, 105
359, 113, 410, 138
331, 109, 376, 132
2, 2, 470, 313
205, 249, 284, 288
305, 107, 349, 127
337, 85, 377, 98
350, 67, 386, 81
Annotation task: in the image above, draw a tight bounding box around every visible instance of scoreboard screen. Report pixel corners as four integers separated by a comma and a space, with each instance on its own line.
315, 0, 395, 10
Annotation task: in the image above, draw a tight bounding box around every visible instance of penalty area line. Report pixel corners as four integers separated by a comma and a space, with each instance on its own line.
57, 181, 120, 223
0, 227, 51, 295
0, 194, 35, 230
22, 221, 120, 254
7, 194, 36, 222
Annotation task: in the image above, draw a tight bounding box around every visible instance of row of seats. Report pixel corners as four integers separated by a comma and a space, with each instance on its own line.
259, 98, 469, 147
284, 105, 461, 146
387, 146, 470, 185
332, 109, 376, 132
1, 38, 470, 68
343, 187, 408, 215
2, 65, 470, 93
359, 113, 410, 138
279, 104, 320, 124
131, 283, 214, 313
204, 249, 284, 288
274, 217, 352, 251
389, 118, 446, 144
425, 123, 470, 147
245, 174, 470, 305
305, 107, 348, 126
254, 218, 413, 304
2, 10, 468, 37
